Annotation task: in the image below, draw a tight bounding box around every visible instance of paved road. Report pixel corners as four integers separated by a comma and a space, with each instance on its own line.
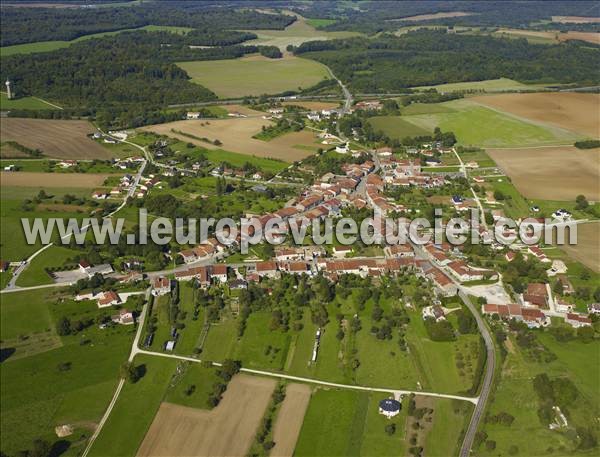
458, 290, 496, 457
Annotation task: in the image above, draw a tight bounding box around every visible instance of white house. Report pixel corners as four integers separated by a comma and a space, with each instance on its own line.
422, 305, 446, 322
565, 313, 592, 328
152, 276, 171, 296
378, 398, 401, 419
332, 245, 353, 258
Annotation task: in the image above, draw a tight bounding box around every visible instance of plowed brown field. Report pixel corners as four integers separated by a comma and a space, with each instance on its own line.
137, 374, 276, 457
1, 118, 113, 159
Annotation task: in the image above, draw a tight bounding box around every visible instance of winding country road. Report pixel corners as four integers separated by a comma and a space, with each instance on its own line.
458, 290, 496, 457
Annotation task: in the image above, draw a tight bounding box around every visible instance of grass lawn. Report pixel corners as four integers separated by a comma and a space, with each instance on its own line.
1, 25, 192, 57
200, 313, 238, 362
0, 93, 59, 110
425, 399, 473, 457
172, 284, 205, 356
406, 311, 480, 394
354, 300, 420, 390
88, 355, 178, 457
401, 102, 457, 115
368, 116, 431, 139
402, 99, 580, 147
0, 186, 90, 261
1, 291, 134, 456
483, 177, 530, 219
477, 332, 600, 456
163, 361, 219, 410
360, 393, 408, 456
16, 245, 80, 287
177, 55, 331, 98
201, 148, 287, 174
295, 388, 370, 457
233, 311, 291, 370
306, 18, 338, 28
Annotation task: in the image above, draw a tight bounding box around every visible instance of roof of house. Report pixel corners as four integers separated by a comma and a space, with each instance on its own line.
98, 291, 120, 306
256, 261, 277, 272
379, 398, 401, 412
211, 264, 228, 275
153, 276, 170, 289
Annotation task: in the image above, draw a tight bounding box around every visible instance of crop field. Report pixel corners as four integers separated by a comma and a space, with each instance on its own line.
414, 77, 554, 93
242, 12, 360, 51
493, 28, 600, 45
137, 374, 276, 457
1, 289, 133, 456
400, 99, 581, 147
0, 25, 192, 57
0, 93, 59, 110
177, 54, 331, 98
368, 116, 431, 139
472, 92, 600, 138
392, 11, 474, 21
556, 221, 600, 273
0, 119, 115, 159
142, 118, 319, 162
1, 171, 110, 188
551, 15, 600, 23
270, 383, 312, 457
487, 146, 600, 201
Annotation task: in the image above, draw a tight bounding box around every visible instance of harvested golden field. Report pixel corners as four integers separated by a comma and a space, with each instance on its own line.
282, 101, 340, 110
270, 383, 311, 457
137, 374, 276, 457
552, 15, 600, 24
393, 11, 474, 21
221, 104, 265, 116
142, 118, 319, 162
0, 118, 113, 159
558, 221, 600, 273
0, 171, 109, 188
488, 146, 600, 201
472, 92, 600, 138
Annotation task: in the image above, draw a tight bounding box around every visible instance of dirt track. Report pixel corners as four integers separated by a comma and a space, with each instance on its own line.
472, 93, 600, 138
270, 383, 311, 457
137, 374, 276, 457
142, 118, 319, 162
1, 118, 113, 159
488, 146, 600, 201
0, 171, 109, 188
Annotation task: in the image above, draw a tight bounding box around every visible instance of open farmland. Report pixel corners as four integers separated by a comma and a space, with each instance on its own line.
487, 146, 600, 201
282, 100, 340, 110
368, 116, 431, 139
494, 28, 600, 45
177, 55, 331, 98
392, 11, 474, 21
414, 78, 554, 93
137, 374, 276, 457
556, 221, 600, 273
552, 15, 600, 23
472, 92, 600, 138
399, 99, 581, 147
141, 118, 319, 162
242, 12, 360, 51
271, 383, 312, 457
0, 171, 110, 188
0, 119, 114, 159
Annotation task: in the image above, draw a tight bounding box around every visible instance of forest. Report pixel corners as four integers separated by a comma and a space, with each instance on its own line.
293, 0, 600, 34
0, 3, 295, 46
294, 29, 600, 92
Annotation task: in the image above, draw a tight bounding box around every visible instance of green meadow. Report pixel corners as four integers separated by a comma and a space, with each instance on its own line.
0, 93, 59, 110
177, 55, 331, 98
1, 25, 192, 57
1, 288, 134, 456
88, 355, 178, 457
400, 99, 581, 147
368, 115, 431, 139
477, 331, 600, 456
